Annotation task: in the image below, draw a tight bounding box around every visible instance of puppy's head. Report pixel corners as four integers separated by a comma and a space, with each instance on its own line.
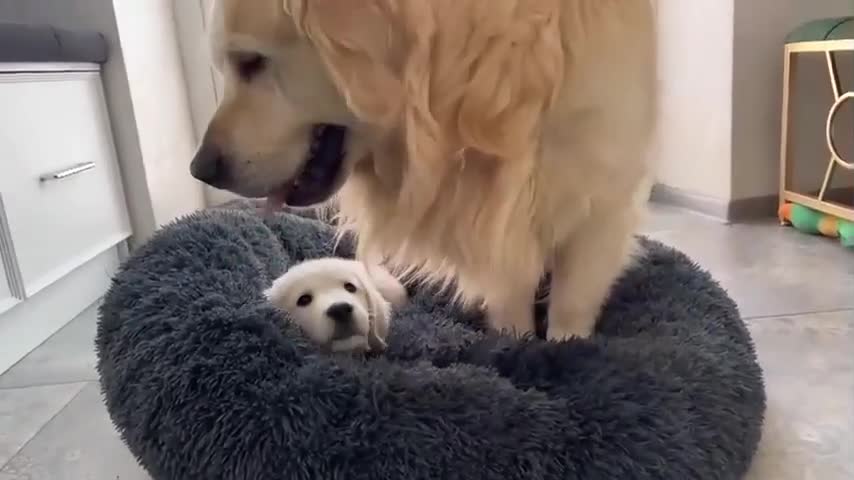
193, 0, 563, 218
265, 258, 405, 352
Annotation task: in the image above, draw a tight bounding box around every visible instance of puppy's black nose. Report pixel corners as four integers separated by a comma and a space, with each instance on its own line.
190, 141, 228, 187
326, 302, 354, 323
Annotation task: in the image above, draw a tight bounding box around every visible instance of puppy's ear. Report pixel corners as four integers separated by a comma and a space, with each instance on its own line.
367, 319, 388, 353
354, 263, 403, 352
264, 276, 289, 309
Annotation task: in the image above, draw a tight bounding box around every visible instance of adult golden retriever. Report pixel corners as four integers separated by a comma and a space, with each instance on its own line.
191, 0, 658, 340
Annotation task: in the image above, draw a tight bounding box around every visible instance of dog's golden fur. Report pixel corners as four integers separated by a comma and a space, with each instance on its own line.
204, 0, 657, 339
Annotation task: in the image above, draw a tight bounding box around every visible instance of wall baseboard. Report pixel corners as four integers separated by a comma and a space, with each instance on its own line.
650, 184, 779, 222
727, 194, 780, 222
651, 184, 854, 222
649, 184, 732, 221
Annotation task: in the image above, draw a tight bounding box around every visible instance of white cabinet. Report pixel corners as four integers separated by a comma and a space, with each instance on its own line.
0, 247, 18, 315
0, 195, 23, 315
0, 64, 130, 374
0, 267, 13, 314
0, 70, 131, 296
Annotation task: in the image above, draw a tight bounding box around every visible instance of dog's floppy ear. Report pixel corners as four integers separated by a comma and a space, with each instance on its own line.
286, 0, 407, 127
289, 1, 564, 223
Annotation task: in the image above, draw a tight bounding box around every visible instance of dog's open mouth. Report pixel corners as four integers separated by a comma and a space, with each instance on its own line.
266, 124, 347, 211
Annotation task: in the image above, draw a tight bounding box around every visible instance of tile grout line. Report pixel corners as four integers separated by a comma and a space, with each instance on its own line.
744, 307, 854, 321
0, 300, 98, 379
0, 300, 101, 386
0, 382, 89, 472
0, 378, 98, 391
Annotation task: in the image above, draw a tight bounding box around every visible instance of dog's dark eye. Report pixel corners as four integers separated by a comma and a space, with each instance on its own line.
232, 52, 268, 81
344, 282, 357, 293
296, 294, 313, 307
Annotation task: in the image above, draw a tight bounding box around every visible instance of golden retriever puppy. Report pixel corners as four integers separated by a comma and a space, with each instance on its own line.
265, 259, 407, 353
192, 0, 657, 340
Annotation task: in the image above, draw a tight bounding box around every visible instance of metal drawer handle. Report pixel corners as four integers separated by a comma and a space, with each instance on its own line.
39, 162, 96, 182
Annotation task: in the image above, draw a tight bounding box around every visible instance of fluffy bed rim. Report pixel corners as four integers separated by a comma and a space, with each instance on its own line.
96, 209, 765, 480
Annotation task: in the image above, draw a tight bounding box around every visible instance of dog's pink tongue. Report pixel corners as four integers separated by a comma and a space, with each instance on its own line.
263, 189, 289, 217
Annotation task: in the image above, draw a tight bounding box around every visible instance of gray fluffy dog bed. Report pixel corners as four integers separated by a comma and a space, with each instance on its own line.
96, 209, 765, 480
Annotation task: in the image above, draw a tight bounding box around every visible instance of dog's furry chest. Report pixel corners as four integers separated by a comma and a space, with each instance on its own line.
338, 141, 648, 305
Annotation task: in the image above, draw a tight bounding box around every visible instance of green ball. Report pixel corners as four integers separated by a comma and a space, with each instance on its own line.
838, 220, 854, 248
789, 204, 823, 234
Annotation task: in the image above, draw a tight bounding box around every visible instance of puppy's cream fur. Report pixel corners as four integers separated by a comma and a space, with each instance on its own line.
265, 258, 406, 352
205, 0, 657, 339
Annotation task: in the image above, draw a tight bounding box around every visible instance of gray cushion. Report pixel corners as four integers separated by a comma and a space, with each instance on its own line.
0, 22, 107, 64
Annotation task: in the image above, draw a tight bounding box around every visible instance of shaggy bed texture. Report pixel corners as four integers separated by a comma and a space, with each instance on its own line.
96, 209, 766, 480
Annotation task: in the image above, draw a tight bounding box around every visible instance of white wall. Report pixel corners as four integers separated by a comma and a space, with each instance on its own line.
654, 0, 852, 217
731, 0, 853, 201
173, 0, 241, 207
654, 0, 736, 203
0, 0, 205, 243
112, 0, 205, 224
173, 0, 219, 144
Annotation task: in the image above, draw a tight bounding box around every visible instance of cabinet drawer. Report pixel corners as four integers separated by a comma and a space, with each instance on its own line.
0, 71, 130, 296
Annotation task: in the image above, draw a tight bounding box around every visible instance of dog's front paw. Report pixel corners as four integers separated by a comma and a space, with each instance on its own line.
488, 308, 535, 338
546, 319, 595, 341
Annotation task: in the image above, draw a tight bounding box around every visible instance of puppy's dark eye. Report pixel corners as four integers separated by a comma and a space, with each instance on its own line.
343, 282, 357, 293
232, 52, 268, 81
296, 294, 313, 307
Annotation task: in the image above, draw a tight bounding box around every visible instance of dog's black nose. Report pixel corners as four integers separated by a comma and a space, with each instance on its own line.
326, 302, 354, 323
190, 141, 228, 187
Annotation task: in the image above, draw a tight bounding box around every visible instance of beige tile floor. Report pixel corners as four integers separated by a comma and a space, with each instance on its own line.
0, 204, 852, 479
